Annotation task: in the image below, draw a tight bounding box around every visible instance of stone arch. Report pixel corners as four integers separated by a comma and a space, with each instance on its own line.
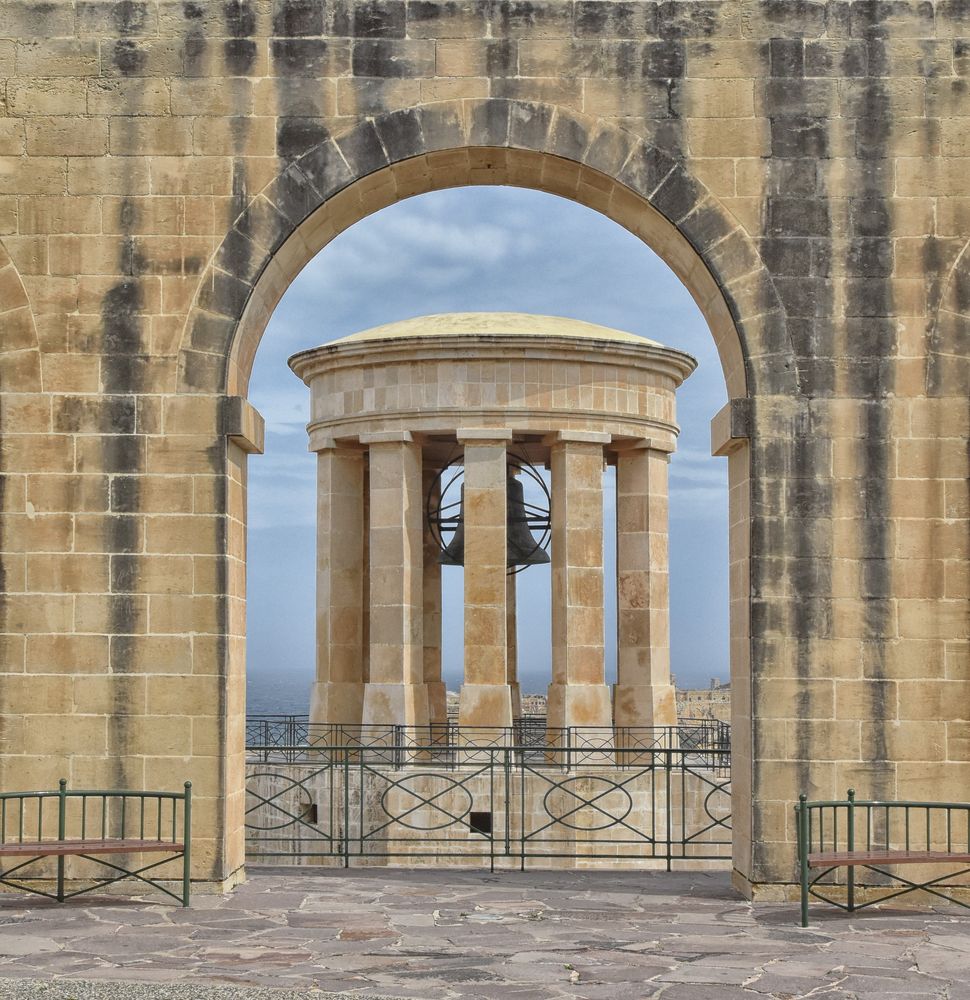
175, 99, 786, 881
928, 237, 970, 396
177, 99, 796, 403
0, 240, 41, 393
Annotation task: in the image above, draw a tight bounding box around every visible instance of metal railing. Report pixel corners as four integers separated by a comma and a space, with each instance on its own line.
245, 716, 731, 765
0, 780, 191, 905
796, 790, 970, 925
245, 742, 731, 869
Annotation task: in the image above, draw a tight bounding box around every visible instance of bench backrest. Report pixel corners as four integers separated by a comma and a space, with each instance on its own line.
0, 780, 191, 847
796, 790, 970, 856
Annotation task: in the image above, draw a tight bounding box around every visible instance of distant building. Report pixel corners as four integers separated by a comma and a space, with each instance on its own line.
676, 680, 731, 724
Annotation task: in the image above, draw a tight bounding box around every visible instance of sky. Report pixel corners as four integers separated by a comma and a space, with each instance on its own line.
245, 185, 729, 714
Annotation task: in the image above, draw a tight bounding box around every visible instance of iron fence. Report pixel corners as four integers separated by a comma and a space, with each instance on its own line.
245, 716, 731, 764
245, 743, 731, 869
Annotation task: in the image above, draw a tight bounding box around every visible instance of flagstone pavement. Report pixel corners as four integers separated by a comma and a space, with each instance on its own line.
0, 867, 968, 999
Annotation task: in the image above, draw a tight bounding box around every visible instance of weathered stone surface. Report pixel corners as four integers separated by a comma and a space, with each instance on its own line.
0, 869, 968, 999
0, 0, 966, 901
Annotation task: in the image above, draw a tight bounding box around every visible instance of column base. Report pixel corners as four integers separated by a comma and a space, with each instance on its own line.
361, 683, 429, 728
308, 682, 364, 730
458, 683, 515, 733
426, 681, 448, 726
612, 683, 678, 728
546, 683, 613, 732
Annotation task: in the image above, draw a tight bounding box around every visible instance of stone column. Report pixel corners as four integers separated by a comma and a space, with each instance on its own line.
457, 430, 515, 729
361, 463, 370, 688
612, 442, 677, 729
310, 442, 365, 728
423, 463, 447, 726
361, 432, 428, 728
546, 432, 613, 732
506, 572, 522, 720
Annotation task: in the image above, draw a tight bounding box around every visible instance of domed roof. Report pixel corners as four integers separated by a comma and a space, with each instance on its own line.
326, 312, 664, 348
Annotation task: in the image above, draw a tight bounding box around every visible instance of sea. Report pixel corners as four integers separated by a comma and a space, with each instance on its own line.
247, 671, 313, 717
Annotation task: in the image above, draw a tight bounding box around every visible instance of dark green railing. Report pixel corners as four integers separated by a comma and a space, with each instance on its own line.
246, 743, 731, 869
0, 780, 191, 906
245, 717, 731, 764
796, 790, 970, 926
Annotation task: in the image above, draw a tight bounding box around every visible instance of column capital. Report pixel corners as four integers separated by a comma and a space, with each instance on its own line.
308, 433, 366, 454
543, 430, 611, 447
359, 430, 415, 445
457, 428, 514, 443
609, 436, 674, 455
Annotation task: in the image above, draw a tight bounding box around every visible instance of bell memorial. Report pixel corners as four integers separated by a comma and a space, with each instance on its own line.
288, 312, 696, 736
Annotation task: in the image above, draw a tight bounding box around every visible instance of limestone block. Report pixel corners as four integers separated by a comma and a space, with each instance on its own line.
421, 77, 488, 101
613, 683, 677, 730
108, 117, 193, 156
457, 683, 514, 730
149, 156, 233, 196
408, 1, 488, 39
148, 594, 222, 635
862, 721, 946, 763
547, 682, 613, 731
310, 682, 364, 734
87, 78, 171, 116
8, 78, 87, 116
144, 514, 222, 555
23, 715, 108, 756
361, 682, 429, 729
26, 116, 107, 156
68, 157, 150, 196
147, 676, 221, 716
898, 600, 968, 641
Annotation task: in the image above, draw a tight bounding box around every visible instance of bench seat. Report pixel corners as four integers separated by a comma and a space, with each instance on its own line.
0, 839, 184, 858
809, 849, 970, 868
797, 792, 970, 926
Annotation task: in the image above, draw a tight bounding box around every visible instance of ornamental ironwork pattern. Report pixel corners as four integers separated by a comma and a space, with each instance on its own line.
245, 742, 731, 869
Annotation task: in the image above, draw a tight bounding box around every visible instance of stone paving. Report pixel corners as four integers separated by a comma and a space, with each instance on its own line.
0, 868, 969, 999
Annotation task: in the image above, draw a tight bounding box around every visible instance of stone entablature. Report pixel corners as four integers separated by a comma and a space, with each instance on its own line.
290, 312, 695, 735
290, 312, 693, 447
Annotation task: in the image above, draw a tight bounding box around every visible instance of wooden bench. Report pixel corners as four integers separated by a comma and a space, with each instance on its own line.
0, 779, 191, 906
796, 790, 970, 926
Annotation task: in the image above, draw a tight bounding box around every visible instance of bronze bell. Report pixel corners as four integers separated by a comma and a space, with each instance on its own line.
439, 476, 550, 569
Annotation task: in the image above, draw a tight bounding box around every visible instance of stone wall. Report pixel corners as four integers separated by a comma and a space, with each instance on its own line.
245, 759, 733, 870
0, 1, 968, 895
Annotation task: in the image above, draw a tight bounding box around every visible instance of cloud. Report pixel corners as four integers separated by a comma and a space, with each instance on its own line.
670, 447, 727, 486
248, 438, 316, 531
670, 449, 728, 522
283, 196, 541, 318
251, 384, 311, 436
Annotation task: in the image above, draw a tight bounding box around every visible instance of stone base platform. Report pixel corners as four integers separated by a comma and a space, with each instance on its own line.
0, 869, 969, 999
